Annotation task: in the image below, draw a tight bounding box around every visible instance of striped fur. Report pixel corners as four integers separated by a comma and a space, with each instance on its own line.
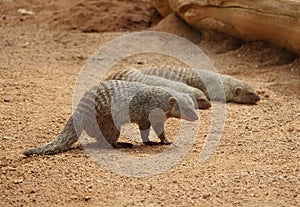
142, 67, 260, 104
23, 80, 198, 156
105, 68, 211, 109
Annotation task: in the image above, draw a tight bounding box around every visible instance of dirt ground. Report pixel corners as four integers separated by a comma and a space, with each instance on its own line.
1, 0, 299, 206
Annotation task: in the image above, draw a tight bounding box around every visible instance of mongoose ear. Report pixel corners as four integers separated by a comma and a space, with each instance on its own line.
234, 87, 242, 96
168, 97, 177, 107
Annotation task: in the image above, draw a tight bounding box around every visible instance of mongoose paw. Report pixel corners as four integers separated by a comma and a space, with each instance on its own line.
161, 140, 172, 145
115, 142, 133, 148
143, 141, 160, 146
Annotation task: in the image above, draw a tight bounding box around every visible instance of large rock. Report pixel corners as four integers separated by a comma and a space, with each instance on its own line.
150, 12, 202, 44
153, 0, 300, 54
151, 0, 172, 17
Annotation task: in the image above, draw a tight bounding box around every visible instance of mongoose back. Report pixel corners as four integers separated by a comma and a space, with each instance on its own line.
23, 80, 199, 156
142, 67, 261, 104
104, 68, 211, 109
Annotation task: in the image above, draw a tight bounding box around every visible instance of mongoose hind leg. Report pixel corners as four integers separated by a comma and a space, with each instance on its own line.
96, 121, 122, 148
105, 126, 133, 149
100, 132, 133, 148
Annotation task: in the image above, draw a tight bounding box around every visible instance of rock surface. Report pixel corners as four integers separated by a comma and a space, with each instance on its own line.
153, 0, 300, 54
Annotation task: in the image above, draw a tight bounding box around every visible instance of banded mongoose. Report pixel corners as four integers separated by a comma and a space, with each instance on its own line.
104, 68, 211, 109
23, 80, 199, 156
142, 67, 261, 104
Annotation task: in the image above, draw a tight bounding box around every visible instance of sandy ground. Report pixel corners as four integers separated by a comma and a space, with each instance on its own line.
1, 0, 300, 206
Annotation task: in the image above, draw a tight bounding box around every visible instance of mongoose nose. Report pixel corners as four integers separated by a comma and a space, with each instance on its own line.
190, 114, 199, 121
205, 102, 212, 108
198, 100, 211, 109
254, 94, 261, 102
185, 111, 199, 121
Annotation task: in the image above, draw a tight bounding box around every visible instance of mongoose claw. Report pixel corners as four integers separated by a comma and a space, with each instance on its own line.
143, 141, 160, 146
115, 142, 133, 148
160, 140, 172, 145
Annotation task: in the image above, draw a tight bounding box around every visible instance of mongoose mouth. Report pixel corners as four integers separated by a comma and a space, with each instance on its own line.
184, 112, 199, 122
249, 93, 261, 104
241, 92, 261, 104
197, 100, 211, 109
171, 110, 199, 122
186, 117, 199, 122
254, 94, 261, 103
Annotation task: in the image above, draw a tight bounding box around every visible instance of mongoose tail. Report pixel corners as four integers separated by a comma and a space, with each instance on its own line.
23, 117, 78, 156
23, 85, 99, 156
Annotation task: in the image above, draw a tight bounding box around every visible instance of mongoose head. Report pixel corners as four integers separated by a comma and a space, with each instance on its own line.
221, 75, 260, 104
166, 93, 199, 121
231, 86, 260, 104
191, 88, 211, 109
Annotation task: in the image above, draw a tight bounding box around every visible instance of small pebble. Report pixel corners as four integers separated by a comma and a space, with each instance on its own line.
84, 196, 91, 201
70, 195, 77, 200
13, 179, 23, 184
202, 194, 211, 199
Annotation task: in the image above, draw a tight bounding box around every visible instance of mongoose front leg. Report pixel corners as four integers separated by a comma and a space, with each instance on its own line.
139, 120, 158, 145
152, 122, 171, 145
